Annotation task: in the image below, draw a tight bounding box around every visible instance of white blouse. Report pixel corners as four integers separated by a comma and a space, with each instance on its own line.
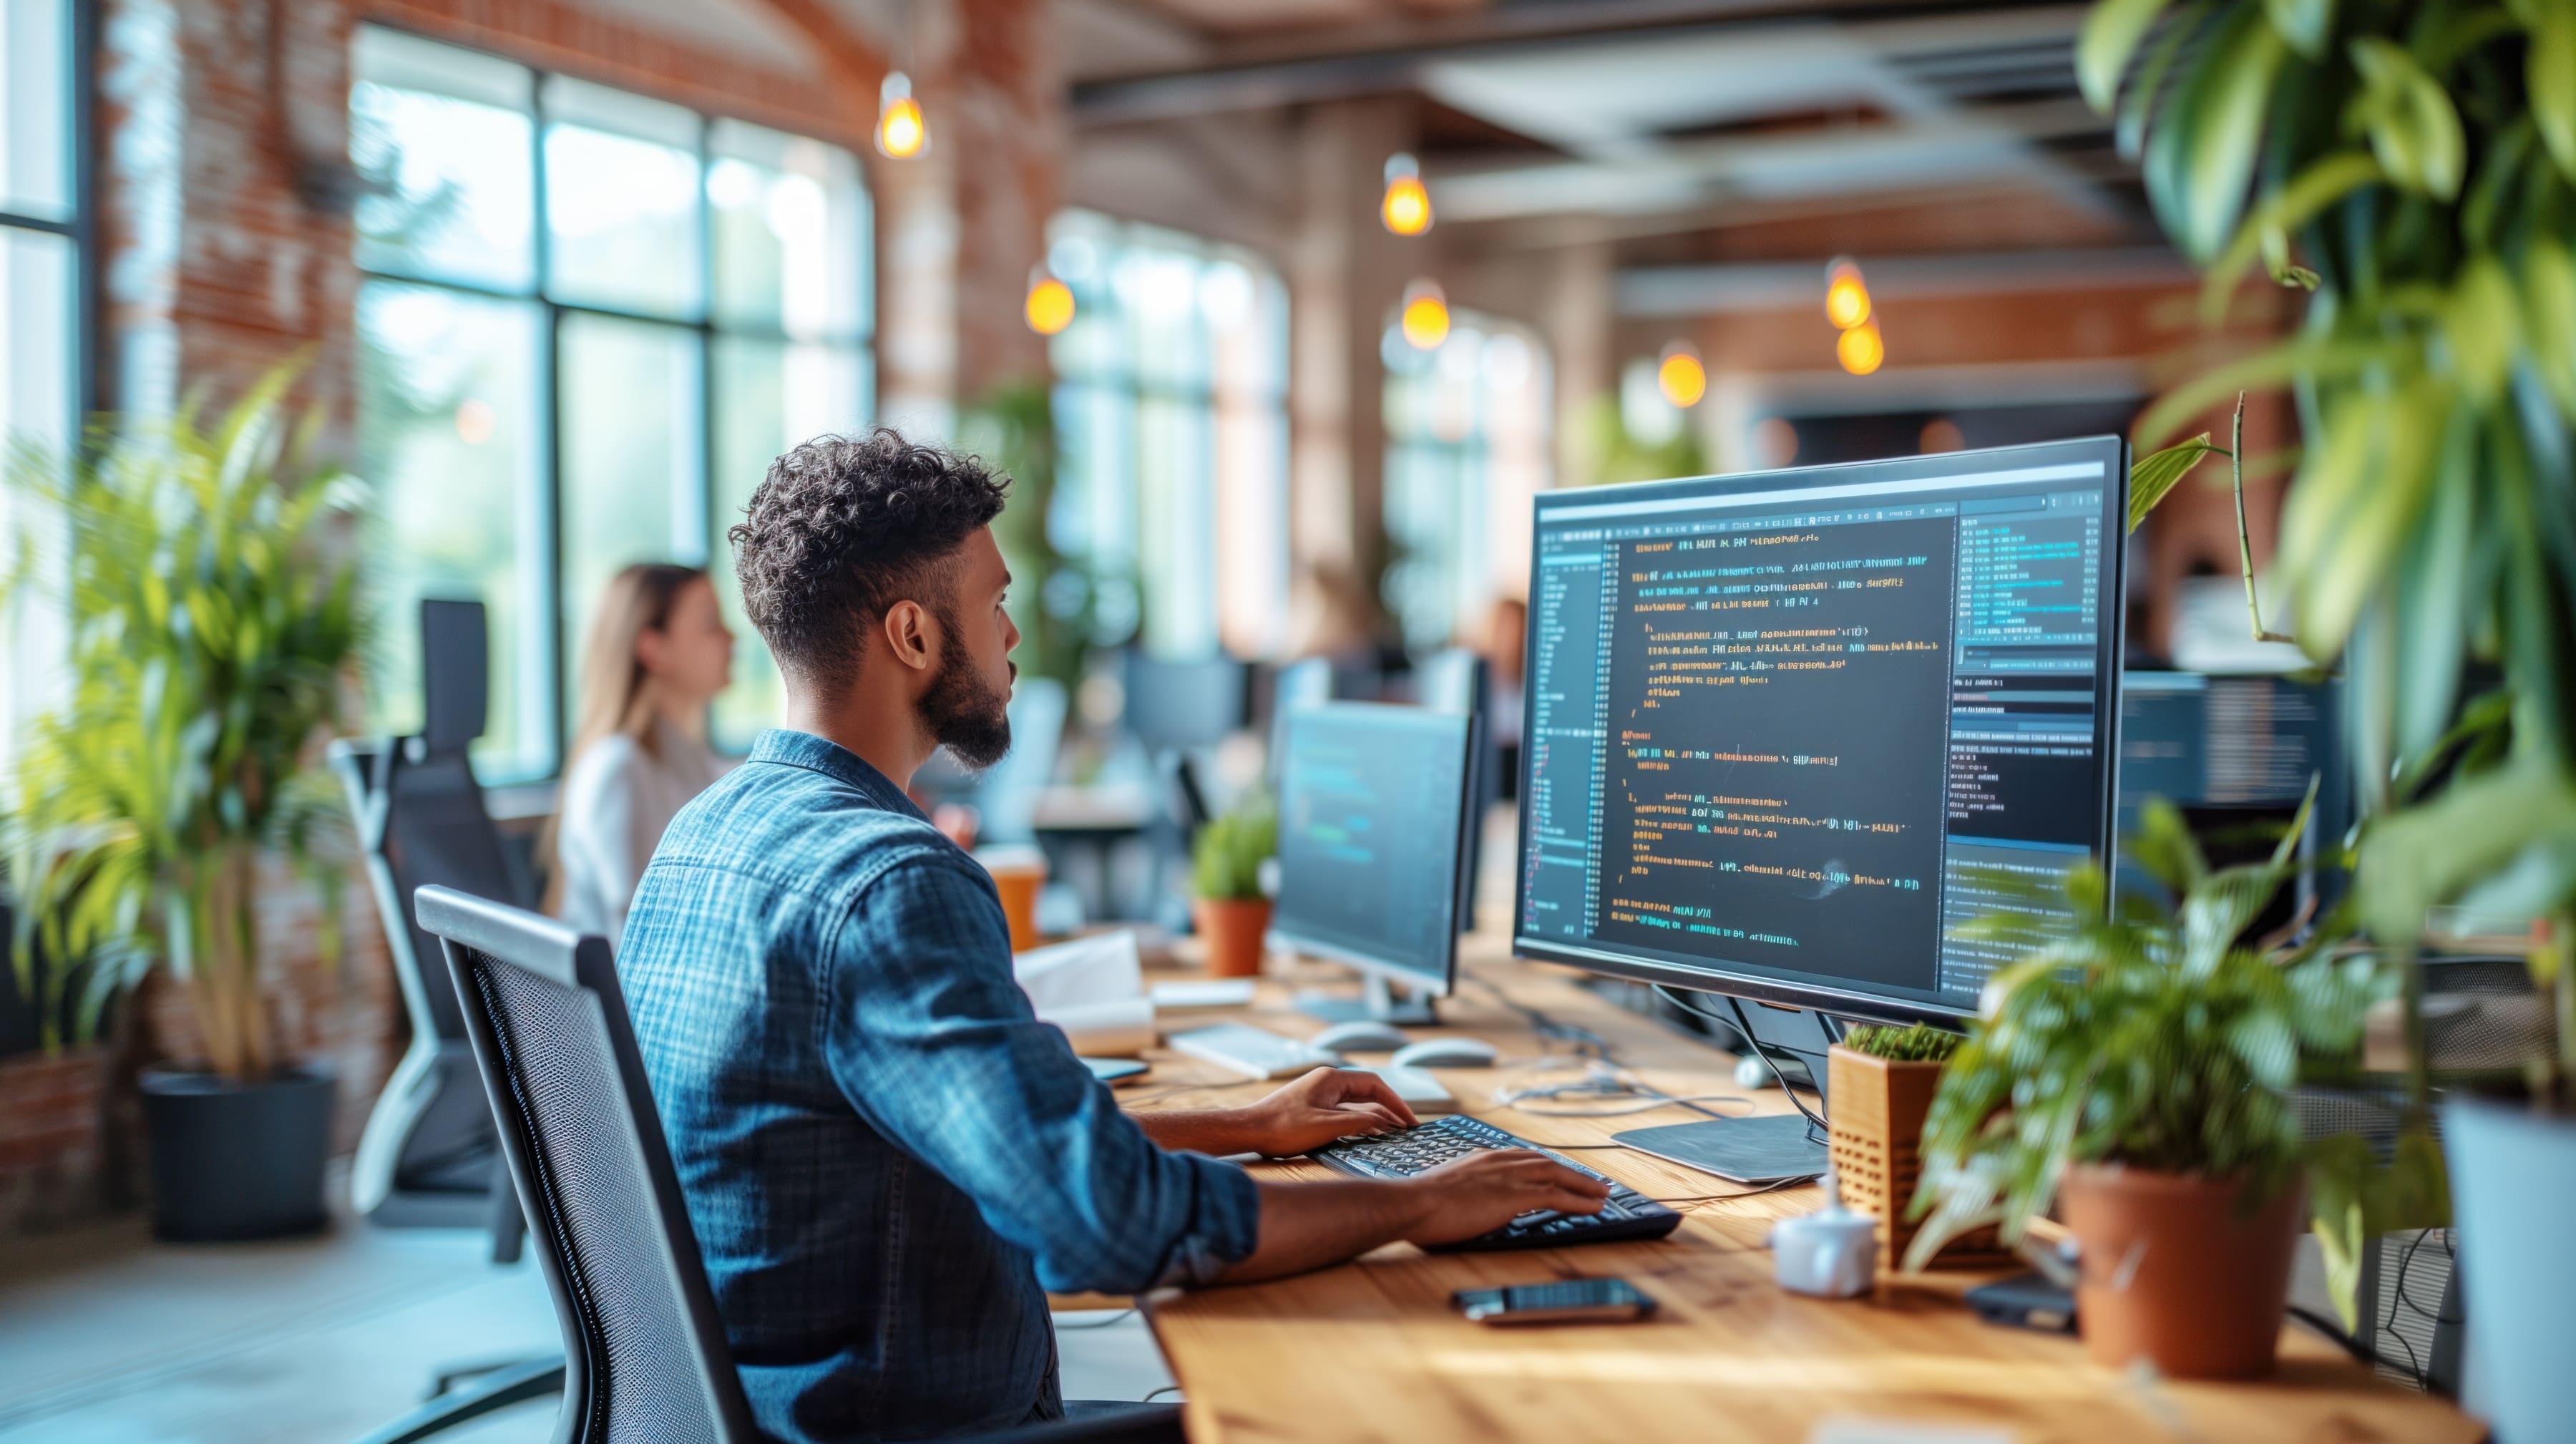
555, 720, 728, 944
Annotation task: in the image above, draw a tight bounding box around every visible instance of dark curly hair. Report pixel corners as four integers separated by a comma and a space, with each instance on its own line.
728, 429, 1008, 687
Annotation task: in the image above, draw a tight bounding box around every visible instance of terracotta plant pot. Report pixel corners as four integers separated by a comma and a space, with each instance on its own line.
2057, 1163, 2304, 1380
1825, 1045, 2010, 1270
1194, 897, 1274, 978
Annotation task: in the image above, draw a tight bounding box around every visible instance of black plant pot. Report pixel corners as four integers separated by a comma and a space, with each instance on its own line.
140, 1065, 336, 1241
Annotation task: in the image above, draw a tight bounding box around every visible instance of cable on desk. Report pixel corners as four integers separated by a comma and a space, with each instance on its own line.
1646, 1176, 1808, 1207
1493, 1058, 1752, 1121
1469, 975, 1614, 1062
1652, 985, 1833, 1147
1142, 1385, 1183, 1403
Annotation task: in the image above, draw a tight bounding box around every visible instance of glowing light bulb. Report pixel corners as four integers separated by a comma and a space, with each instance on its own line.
1837, 321, 1885, 376
1825, 270, 1871, 329
1025, 273, 1075, 336
1400, 278, 1450, 350
876, 72, 925, 160
1657, 343, 1707, 408
1381, 152, 1433, 236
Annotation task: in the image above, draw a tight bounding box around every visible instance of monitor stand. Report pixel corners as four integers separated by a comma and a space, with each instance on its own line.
1612, 1115, 1830, 1185
1614, 993, 1838, 1184
1294, 972, 1439, 1025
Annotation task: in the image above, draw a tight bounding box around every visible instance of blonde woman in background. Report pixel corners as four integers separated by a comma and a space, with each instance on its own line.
551, 562, 737, 942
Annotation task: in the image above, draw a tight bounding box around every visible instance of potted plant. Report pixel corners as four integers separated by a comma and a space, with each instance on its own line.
1903, 797, 2433, 1379
1191, 796, 1277, 979
3, 369, 365, 1241
1827, 1023, 2010, 1271
2091, 0, 2576, 1423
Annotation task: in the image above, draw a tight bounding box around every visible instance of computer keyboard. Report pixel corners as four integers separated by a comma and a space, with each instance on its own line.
1169, 1023, 1340, 1080
1310, 1114, 1683, 1252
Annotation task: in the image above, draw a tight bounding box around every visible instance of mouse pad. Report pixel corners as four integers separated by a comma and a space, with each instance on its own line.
1611, 1116, 1828, 1184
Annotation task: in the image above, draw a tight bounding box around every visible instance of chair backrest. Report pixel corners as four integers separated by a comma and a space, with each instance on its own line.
414, 884, 758, 1444
333, 738, 526, 1043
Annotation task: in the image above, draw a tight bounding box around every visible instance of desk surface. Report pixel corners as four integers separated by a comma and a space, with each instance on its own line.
1114, 935, 2480, 1444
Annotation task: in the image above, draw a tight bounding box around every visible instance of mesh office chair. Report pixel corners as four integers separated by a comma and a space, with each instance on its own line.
387, 884, 760, 1444
340, 600, 535, 1254
392, 885, 1184, 1444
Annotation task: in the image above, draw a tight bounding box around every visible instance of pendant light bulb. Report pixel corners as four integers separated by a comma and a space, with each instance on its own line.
1657, 342, 1707, 408
877, 71, 926, 160
1025, 265, 1075, 336
1400, 278, 1450, 350
1381, 152, 1433, 236
1823, 255, 1871, 330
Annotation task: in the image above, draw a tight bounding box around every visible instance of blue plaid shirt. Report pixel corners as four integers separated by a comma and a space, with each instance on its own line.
619, 729, 1262, 1444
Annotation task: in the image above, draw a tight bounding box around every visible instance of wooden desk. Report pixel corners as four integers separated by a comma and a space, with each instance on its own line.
1116, 936, 2481, 1444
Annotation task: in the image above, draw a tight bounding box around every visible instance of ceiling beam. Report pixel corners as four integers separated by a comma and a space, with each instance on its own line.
1619, 245, 2191, 316
1071, 0, 2087, 125
741, 0, 891, 116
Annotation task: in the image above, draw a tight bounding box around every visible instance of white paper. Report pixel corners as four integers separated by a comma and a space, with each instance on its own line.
1014, 930, 1143, 1014
1148, 979, 1257, 1008
1046, 997, 1157, 1057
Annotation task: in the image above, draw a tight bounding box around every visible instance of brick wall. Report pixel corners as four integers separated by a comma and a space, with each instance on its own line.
10, 0, 925, 1234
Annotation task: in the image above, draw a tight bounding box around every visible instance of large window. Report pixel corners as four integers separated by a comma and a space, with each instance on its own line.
1, 0, 84, 764
1047, 211, 1289, 660
351, 27, 871, 781
1382, 313, 1550, 651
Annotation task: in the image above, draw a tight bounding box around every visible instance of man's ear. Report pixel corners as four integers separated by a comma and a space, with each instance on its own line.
881, 599, 936, 673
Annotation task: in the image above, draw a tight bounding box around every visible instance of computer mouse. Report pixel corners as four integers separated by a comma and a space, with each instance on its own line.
1312, 1020, 1412, 1054
1392, 1037, 1499, 1070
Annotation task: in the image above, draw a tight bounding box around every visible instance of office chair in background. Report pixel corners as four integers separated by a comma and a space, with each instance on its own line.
334, 600, 533, 1262
379, 887, 1181, 1444
1122, 652, 1248, 930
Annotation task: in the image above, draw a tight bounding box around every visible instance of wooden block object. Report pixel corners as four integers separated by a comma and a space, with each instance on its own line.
1826, 1044, 2011, 1270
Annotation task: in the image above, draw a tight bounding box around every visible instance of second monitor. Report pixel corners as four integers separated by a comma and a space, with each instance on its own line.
1272, 701, 1478, 1024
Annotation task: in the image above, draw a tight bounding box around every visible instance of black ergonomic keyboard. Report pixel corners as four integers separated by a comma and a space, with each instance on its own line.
1310, 1113, 1683, 1252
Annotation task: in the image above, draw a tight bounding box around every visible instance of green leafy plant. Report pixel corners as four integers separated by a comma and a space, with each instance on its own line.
1191, 796, 1277, 903
1906, 794, 2439, 1324
961, 383, 1091, 687
2092, 0, 2576, 1100
1841, 1022, 1961, 1063
2, 368, 366, 1085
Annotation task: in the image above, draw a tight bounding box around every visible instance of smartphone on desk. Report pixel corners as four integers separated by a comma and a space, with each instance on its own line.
1453, 1278, 1655, 1326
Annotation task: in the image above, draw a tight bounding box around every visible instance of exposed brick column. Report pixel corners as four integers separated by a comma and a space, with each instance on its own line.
872, 0, 1061, 439
101, 0, 358, 439
1287, 97, 1410, 596
947, 0, 1059, 403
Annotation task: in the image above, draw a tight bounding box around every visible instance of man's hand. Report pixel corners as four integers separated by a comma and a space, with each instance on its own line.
1398, 1150, 1611, 1247
1237, 1068, 1419, 1156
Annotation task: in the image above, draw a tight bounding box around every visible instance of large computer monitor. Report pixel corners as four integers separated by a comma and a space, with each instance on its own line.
1513, 437, 2127, 1174
2119, 670, 2346, 925
1272, 702, 1478, 1024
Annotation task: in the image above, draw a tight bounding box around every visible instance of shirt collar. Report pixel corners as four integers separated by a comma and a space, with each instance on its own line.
745, 728, 927, 821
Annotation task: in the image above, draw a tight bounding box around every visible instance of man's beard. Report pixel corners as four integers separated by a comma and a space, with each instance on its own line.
920, 610, 1013, 771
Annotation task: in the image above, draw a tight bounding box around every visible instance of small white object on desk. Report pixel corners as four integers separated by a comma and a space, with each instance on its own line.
1148, 978, 1257, 1008
1770, 1171, 1877, 1299
1170, 1023, 1338, 1080
1392, 1037, 1498, 1070
1015, 931, 1142, 1013
1344, 1063, 1455, 1112
1312, 1020, 1411, 1054
1045, 997, 1157, 1057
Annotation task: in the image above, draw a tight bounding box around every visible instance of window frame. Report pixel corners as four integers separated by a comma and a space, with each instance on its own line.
0, 0, 97, 420
351, 24, 872, 781
1045, 210, 1291, 661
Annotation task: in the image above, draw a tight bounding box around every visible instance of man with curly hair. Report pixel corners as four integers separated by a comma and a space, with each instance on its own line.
616, 429, 1604, 1444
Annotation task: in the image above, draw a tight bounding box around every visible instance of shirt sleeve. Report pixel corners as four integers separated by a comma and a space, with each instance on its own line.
820, 851, 1262, 1294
